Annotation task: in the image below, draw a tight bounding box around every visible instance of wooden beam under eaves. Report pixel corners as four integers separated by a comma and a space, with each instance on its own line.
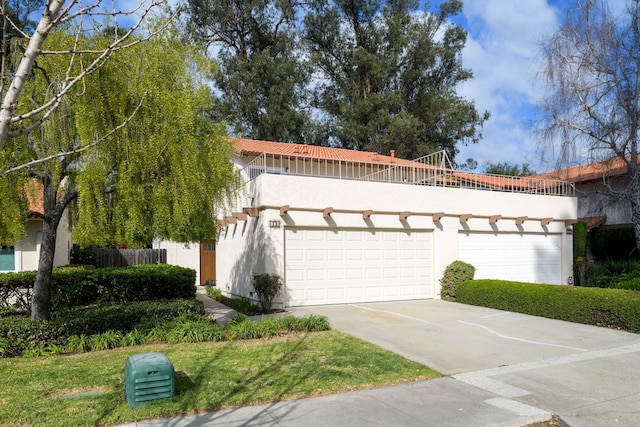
323, 207, 333, 218
541, 217, 553, 226
489, 215, 502, 224
459, 214, 472, 223
225, 216, 238, 225
242, 207, 259, 217
217, 219, 228, 227
399, 211, 411, 221
279, 205, 290, 216
432, 212, 445, 222
362, 210, 373, 220
515, 216, 528, 225
232, 212, 248, 221
565, 219, 578, 226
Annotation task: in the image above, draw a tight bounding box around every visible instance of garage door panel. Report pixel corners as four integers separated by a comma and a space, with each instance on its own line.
459, 232, 561, 284
307, 269, 324, 281
285, 228, 434, 306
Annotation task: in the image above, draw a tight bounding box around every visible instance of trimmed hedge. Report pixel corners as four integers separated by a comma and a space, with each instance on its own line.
0, 264, 196, 312
457, 280, 640, 332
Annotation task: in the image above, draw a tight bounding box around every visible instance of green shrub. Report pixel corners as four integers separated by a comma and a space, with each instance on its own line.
0, 264, 197, 312
253, 274, 283, 312
456, 280, 640, 332
440, 260, 475, 301
224, 317, 261, 340
205, 286, 223, 300
166, 313, 224, 343
573, 221, 588, 262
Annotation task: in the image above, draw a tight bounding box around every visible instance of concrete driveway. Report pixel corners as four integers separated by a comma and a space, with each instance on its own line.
288, 299, 640, 427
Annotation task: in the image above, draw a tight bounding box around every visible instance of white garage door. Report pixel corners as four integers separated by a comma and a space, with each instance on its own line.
285, 228, 434, 306
458, 232, 562, 284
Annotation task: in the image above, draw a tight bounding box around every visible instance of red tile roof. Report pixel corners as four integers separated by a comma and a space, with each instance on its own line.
581, 215, 607, 229
537, 155, 640, 183
24, 179, 43, 215
234, 138, 416, 166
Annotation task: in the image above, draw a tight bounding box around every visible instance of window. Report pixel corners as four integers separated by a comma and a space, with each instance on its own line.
0, 246, 15, 271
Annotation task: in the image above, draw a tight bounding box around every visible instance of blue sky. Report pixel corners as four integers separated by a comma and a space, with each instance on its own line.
438, 0, 564, 172
442, 0, 627, 172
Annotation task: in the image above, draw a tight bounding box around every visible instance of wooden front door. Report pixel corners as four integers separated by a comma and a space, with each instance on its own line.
200, 242, 216, 285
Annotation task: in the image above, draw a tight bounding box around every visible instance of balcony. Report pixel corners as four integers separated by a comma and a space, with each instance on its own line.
242, 150, 575, 197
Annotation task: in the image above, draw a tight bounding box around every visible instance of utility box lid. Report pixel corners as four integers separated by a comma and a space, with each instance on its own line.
124, 352, 175, 407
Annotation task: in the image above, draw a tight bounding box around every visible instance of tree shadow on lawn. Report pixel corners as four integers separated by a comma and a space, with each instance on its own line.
91, 333, 334, 426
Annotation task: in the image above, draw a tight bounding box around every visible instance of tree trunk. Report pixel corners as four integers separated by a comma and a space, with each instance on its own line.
30, 213, 58, 321
30, 177, 76, 321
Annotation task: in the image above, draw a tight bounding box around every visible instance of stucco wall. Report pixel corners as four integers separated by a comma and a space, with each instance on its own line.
154, 240, 200, 284
215, 174, 577, 306
576, 177, 631, 226
15, 215, 72, 272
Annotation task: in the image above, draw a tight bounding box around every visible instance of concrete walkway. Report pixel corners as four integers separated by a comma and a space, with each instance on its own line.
195, 287, 240, 325
118, 296, 640, 427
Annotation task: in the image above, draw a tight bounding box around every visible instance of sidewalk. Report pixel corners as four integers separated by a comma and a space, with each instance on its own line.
117, 377, 552, 427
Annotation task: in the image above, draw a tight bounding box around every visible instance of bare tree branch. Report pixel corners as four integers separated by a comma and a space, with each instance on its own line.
0, 0, 181, 151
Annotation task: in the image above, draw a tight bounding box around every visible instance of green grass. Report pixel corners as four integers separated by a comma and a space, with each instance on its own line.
0, 331, 440, 427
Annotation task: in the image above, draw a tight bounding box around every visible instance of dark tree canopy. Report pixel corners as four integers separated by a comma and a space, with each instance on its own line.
185, 0, 314, 143
184, 0, 488, 162
303, 0, 489, 160
483, 162, 536, 177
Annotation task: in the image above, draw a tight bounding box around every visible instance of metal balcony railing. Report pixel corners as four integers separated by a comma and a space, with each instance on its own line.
241, 151, 575, 197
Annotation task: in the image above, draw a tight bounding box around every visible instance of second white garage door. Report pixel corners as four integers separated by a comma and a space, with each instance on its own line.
458, 232, 562, 284
285, 228, 434, 306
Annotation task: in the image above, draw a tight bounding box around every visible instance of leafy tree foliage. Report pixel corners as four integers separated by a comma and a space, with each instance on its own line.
303, 0, 489, 160
483, 162, 536, 176
0, 0, 169, 151
0, 23, 240, 321
538, 0, 640, 251
185, 0, 314, 143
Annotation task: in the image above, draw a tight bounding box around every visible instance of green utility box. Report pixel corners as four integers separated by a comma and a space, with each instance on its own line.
124, 352, 175, 407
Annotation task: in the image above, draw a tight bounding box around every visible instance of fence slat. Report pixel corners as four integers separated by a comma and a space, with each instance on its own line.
91, 248, 166, 268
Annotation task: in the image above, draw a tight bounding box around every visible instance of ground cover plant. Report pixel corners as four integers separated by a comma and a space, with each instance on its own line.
0, 331, 440, 426
0, 299, 331, 357
205, 285, 263, 315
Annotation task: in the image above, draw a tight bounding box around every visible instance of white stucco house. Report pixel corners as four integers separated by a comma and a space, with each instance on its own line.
0, 183, 72, 273
160, 138, 577, 308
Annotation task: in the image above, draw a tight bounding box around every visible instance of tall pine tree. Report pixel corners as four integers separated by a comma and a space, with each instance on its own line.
185, 0, 315, 143
304, 0, 488, 161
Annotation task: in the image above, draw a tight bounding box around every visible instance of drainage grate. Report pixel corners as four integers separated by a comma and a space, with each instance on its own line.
124, 352, 176, 407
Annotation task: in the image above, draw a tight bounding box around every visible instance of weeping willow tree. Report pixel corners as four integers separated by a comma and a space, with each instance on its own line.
0, 20, 240, 321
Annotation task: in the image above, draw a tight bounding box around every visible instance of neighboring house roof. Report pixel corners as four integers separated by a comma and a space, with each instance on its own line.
234, 138, 416, 166
582, 215, 607, 230
537, 155, 640, 183
25, 180, 44, 215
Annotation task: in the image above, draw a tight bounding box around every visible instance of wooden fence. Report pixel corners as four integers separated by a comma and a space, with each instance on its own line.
91, 248, 167, 268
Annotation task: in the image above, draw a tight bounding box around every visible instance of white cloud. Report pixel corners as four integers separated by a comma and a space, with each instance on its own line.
453, 0, 560, 171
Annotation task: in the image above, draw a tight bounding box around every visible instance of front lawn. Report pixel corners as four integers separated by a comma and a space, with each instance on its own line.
0, 331, 440, 427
